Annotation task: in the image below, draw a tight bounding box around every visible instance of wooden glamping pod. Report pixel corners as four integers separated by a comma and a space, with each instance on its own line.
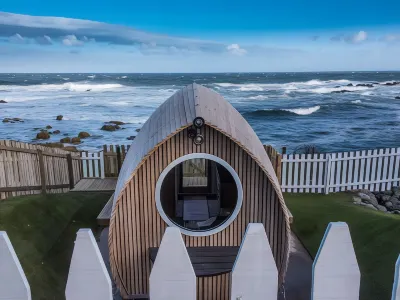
109, 83, 291, 299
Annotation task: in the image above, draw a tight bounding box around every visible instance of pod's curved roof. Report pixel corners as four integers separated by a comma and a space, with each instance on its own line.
113, 83, 284, 209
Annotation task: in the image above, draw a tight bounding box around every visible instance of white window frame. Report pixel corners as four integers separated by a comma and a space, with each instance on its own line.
155, 153, 243, 237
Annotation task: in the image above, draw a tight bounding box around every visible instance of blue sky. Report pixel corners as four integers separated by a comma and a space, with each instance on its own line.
1, 0, 400, 72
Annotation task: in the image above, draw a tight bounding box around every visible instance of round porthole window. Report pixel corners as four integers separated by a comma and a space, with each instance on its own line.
155, 153, 243, 237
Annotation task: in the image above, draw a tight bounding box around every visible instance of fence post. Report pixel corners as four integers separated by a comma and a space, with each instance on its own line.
312, 222, 360, 300
99, 151, 105, 179
37, 150, 47, 194
282, 146, 287, 155
65, 229, 112, 300
150, 227, 196, 300
116, 146, 122, 174
324, 154, 332, 194
231, 223, 278, 300
276, 153, 282, 185
0, 231, 32, 300
391, 255, 400, 300
67, 154, 75, 189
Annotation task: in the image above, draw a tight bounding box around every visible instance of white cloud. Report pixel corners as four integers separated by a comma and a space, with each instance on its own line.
9, 33, 25, 43
62, 35, 84, 46
35, 35, 52, 45
0, 11, 224, 52
227, 44, 247, 55
382, 34, 400, 42
346, 31, 368, 43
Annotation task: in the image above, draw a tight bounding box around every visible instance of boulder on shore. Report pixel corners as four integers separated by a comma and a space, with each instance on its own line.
332, 90, 353, 94
78, 131, 91, 138
395, 96, 400, 100
3, 118, 24, 123
0, 100, 7, 103
108, 121, 125, 125
53, 130, 61, 134
60, 137, 71, 143
127, 136, 136, 140
384, 81, 400, 86
56, 115, 63, 121
71, 137, 81, 144
356, 83, 374, 88
101, 124, 120, 131
36, 131, 50, 140
46, 125, 52, 129
135, 128, 141, 132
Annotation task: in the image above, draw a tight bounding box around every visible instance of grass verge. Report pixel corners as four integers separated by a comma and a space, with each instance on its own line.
0, 192, 112, 300
285, 192, 400, 300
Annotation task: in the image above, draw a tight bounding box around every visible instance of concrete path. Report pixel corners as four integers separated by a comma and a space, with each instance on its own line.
279, 232, 313, 300
98, 228, 312, 300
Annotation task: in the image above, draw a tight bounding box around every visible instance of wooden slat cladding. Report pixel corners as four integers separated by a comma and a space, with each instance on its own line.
109, 125, 289, 300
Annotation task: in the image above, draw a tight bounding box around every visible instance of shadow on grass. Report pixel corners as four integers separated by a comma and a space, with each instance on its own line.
0, 191, 112, 300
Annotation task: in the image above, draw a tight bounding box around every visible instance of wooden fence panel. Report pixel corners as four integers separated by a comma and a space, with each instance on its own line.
281, 147, 400, 194
0, 140, 82, 200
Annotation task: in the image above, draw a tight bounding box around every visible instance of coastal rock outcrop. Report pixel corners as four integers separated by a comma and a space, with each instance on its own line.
46, 125, 52, 129
108, 121, 125, 125
383, 81, 400, 86
36, 131, 50, 140
60, 137, 71, 143
0, 100, 7, 103
78, 131, 91, 138
71, 137, 81, 144
127, 136, 136, 140
3, 118, 24, 123
53, 130, 61, 134
395, 96, 400, 100
332, 90, 353, 94
101, 124, 120, 131
56, 115, 63, 121
356, 83, 374, 88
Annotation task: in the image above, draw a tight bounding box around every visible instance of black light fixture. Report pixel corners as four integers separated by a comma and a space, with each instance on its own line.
193, 117, 205, 129
187, 128, 197, 139
193, 134, 204, 145
187, 117, 205, 145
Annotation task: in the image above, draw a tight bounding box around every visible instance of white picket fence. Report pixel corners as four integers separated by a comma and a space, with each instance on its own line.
80, 152, 105, 179
1, 222, 400, 300
281, 147, 400, 194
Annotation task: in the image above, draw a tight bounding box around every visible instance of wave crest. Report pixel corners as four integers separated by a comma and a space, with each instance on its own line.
248, 105, 321, 117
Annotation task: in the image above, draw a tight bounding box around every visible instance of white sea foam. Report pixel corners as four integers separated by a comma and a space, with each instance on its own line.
283, 105, 321, 115
214, 79, 354, 93
87, 75, 96, 79
310, 86, 371, 94
352, 100, 362, 104
248, 95, 268, 100
121, 76, 128, 78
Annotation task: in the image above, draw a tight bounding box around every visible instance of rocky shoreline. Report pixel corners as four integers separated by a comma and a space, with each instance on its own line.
1, 115, 139, 151
353, 187, 400, 213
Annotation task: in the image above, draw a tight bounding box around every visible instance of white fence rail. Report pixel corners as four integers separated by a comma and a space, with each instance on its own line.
281, 148, 400, 194
2, 223, 400, 300
80, 152, 105, 179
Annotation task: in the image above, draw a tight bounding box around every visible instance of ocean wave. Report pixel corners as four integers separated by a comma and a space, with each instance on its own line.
283, 105, 321, 115
248, 95, 268, 100
248, 105, 321, 117
351, 100, 362, 104
310, 86, 371, 94
214, 79, 354, 93
1, 82, 125, 93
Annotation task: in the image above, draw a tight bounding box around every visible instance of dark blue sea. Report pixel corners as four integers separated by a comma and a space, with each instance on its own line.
1, 72, 400, 152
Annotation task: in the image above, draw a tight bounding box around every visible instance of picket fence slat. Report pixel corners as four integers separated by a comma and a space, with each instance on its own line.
281, 147, 400, 194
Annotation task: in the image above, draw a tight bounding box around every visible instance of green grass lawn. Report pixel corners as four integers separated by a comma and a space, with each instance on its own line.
0, 192, 112, 300
285, 192, 400, 300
